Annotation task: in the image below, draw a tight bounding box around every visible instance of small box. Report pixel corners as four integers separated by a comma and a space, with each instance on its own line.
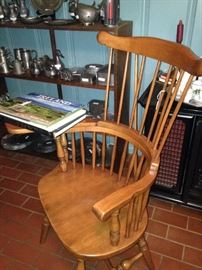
97, 65, 114, 86
81, 71, 96, 84
89, 99, 105, 118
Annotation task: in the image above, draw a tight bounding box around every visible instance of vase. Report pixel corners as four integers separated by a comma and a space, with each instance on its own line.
19, 0, 29, 18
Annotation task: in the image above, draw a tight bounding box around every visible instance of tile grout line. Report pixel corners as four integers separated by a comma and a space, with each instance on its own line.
181, 244, 186, 262
159, 253, 202, 269
0, 200, 44, 216
149, 226, 202, 252
1, 252, 38, 270
165, 223, 169, 239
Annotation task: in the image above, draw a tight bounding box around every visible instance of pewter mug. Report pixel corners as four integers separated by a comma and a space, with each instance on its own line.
13, 59, 24, 75
19, 0, 29, 18
0, 60, 9, 73
13, 48, 24, 61
21, 49, 37, 70
0, 47, 12, 73
0, 0, 10, 20
0, 46, 10, 58
0, 5, 4, 19
9, 3, 18, 22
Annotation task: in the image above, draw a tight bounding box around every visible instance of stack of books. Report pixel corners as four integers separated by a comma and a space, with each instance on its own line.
0, 93, 86, 138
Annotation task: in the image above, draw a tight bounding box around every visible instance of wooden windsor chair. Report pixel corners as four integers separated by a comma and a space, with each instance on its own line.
38, 31, 202, 270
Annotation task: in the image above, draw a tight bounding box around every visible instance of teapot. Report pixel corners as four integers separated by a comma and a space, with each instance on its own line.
30, 59, 41, 76
44, 64, 57, 77
68, 0, 100, 25
42, 56, 57, 77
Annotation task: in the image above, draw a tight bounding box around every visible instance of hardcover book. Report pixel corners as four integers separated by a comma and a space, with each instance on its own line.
0, 93, 86, 137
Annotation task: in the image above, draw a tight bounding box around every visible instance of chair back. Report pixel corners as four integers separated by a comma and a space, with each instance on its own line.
54, 32, 202, 246
96, 31, 202, 182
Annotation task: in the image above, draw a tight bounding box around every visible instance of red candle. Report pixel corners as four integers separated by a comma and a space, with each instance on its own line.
107, 0, 113, 20
176, 20, 184, 43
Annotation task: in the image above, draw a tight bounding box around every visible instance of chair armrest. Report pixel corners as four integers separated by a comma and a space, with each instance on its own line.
92, 163, 158, 222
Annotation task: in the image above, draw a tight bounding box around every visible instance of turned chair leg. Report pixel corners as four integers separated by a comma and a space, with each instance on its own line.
104, 259, 116, 270
138, 237, 155, 270
117, 252, 143, 270
40, 216, 51, 244
76, 259, 85, 270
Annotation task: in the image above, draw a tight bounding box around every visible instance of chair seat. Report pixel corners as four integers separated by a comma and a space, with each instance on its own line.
38, 162, 148, 259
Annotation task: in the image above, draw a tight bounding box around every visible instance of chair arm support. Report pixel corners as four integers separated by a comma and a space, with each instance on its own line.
92, 165, 158, 222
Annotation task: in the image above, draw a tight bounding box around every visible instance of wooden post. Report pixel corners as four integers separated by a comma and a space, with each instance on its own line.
55, 136, 67, 172
76, 259, 85, 270
60, 133, 68, 162
110, 210, 120, 246
138, 237, 155, 270
40, 216, 51, 244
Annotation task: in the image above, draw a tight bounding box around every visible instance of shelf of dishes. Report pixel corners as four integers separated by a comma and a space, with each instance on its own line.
0, 0, 121, 29
0, 46, 114, 89
0, 70, 114, 91
0, 0, 122, 30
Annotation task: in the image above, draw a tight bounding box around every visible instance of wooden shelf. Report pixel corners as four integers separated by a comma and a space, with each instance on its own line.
0, 19, 132, 120
0, 20, 131, 33
0, 72, 112, 91
0, 19, 133, 161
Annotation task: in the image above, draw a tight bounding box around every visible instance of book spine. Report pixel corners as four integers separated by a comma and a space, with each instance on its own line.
52, 114, 86, 138
20, 93, 82, 113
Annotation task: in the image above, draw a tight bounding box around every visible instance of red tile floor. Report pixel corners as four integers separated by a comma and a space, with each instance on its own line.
0, 148, 202, 270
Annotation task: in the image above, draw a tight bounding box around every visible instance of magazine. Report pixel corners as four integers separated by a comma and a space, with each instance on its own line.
0, 93, 86, 137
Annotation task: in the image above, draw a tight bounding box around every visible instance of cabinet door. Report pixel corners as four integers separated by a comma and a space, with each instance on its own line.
151, 114, 193, 198
183, 117, 202, 208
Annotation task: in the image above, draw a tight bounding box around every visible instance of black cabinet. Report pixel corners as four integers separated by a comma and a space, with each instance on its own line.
183, 117, 202, 207
139, 81, 202, 209
151, 105, 202, 209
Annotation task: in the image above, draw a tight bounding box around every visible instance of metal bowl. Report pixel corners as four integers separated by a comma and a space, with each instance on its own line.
31, 0, 63, 14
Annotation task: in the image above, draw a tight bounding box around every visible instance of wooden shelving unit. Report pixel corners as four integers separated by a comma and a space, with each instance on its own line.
0, 20, 133, 122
